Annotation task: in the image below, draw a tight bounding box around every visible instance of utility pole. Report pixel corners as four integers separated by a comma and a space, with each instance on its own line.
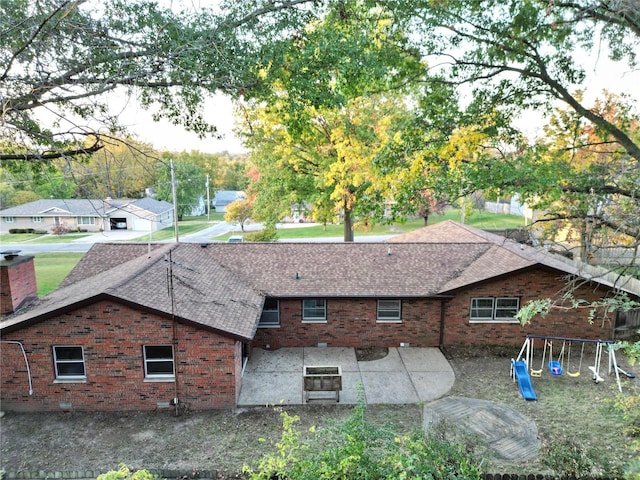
171, 159, 179, 243
206, 174, 211, 222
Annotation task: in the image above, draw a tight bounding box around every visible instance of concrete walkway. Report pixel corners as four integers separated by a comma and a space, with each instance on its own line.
238, 347, 455, 406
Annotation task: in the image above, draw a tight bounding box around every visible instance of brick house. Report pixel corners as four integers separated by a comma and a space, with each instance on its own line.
1, 221, 636, 412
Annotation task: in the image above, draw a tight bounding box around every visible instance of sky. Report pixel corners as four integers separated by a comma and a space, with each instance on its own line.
114, 92, 247, 154
116, 53, 638, 155
109, 0, 639, 155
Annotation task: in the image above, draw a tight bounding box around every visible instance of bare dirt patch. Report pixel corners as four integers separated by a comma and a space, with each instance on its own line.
1, 346, 638, 478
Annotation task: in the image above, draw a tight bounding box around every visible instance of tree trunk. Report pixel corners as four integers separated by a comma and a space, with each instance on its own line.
423, 213, 429, 226
343, 207, 354, 242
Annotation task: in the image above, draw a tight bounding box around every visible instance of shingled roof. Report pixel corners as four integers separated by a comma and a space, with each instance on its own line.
3, 221, 638, 338
0, 198, 173, 216
1, 244, 264, 340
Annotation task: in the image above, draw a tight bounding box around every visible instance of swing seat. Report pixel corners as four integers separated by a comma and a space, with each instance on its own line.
567, 371, 580, 378
530, 369, 542, 378
548, 360, 562, 376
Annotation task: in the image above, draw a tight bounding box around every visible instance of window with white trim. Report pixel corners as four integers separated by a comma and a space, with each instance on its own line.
76, 216, 96, 225
53, 346, 86, 380
143, 345, 175, 379
470, 297, 519, 322
302, 299, 326, 322
3, 216, 15, 223
31, 216, 43, 223
259, 298, 280, 326
377, 299, 401, 322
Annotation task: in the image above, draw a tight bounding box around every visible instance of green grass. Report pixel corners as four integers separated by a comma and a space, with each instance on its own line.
0, 233, 43, 244
130, 219, 219, 241
30, 234, 92, 243
33, 252, 84, 296
218, 210, 527, 240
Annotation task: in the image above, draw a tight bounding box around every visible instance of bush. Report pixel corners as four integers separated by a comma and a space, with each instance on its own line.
8, 228, 35, 234
541, 435, 594, 477
243, 397, 483, 480
97, 464, 156, 480
244, 225, 278, 242
50, 224, 69, 235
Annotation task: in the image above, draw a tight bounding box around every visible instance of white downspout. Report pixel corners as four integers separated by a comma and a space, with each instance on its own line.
1, 340, 34, 395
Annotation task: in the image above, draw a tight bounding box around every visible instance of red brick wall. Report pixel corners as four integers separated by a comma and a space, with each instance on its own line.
0, 300, 242, 412
252, 268, 616, 350
0, 256, 37, 315
252, 298, 443, 349
442, 267, 615, 347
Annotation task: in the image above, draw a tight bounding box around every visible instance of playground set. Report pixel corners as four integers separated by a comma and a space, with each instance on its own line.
510, 335, 635, 401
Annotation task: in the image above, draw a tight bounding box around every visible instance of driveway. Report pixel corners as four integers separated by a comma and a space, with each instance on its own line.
238, 347, 455, 406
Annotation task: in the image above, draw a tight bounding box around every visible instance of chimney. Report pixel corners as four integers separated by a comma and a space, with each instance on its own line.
0, 251, 38, 315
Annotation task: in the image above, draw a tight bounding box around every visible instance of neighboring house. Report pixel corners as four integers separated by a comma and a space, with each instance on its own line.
1, 221, 637, 412
213, 190, 245, 213
0, 198, 174, 234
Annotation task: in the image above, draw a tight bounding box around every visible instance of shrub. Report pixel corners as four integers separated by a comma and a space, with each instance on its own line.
243, 396, 483, 480
97, 464, 156, 480
50, 224, 69, 235
541, 435, 594, 478
244, 225, 278, 242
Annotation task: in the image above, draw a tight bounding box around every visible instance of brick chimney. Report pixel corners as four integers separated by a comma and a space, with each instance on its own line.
0, 251, 38, 315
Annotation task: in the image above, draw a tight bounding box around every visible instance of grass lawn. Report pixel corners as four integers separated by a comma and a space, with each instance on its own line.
130, 215, 225, 242
33, 252, 85, 296
0, 233, 43, 244
220, 210, 527, 240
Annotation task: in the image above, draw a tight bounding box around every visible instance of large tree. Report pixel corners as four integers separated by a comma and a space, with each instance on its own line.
387, 0, 640, 241
238, 0, 423, 240
0, 0, 316, 168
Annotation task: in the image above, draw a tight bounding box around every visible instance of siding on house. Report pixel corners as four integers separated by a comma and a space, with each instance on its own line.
0, 198, 174, 234
0, 300, 242, 412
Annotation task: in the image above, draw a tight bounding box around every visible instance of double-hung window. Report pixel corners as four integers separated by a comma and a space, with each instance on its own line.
377, 299, 401, 322
470, 297, 519, 322
143, 345, 175, 380
53, 346, 86, 381
302, 299, 326, 322
259, 298, 280, 327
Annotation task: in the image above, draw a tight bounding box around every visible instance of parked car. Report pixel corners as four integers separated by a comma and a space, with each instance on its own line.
227, 236, 243, 243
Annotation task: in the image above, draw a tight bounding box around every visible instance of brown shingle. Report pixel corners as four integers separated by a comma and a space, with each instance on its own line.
2, 244, 263, 340
199, 242, 491, 297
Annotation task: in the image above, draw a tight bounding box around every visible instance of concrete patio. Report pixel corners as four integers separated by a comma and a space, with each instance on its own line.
238, 347, 455, 406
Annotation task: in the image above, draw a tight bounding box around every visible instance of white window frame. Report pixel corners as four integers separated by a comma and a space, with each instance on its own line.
31, 216, 43, 223
3, 217, 15, 223
143, 345, 175, 380
470, 297, 519, 323
259, 298, 280, 327
494, 297, 520, 320
302, 298, 327, 323
76, 216, 96, 225
53, 346, 86, 381
377, 299, 402, 322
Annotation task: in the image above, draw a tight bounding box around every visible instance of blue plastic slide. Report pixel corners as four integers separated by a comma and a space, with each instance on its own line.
512, 360, 538, 401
